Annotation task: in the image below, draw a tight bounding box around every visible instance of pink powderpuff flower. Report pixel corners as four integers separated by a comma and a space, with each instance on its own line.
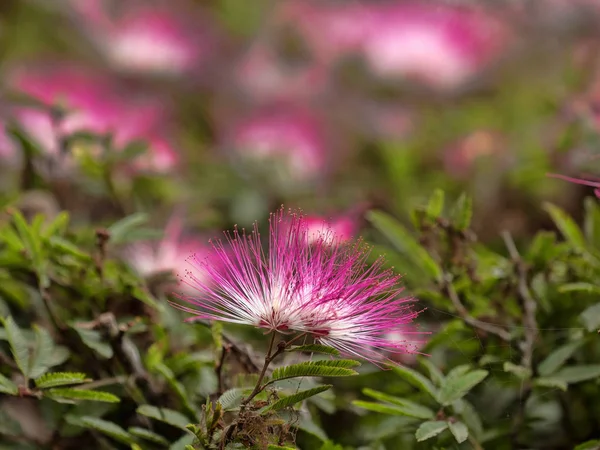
360, 4, 509, 90
281, 1, 508, 90
384, 326, 427, 365
443, 130, 507, 179
227, 107, 328, 182
278, 1, 373, 62
547, 173, 600, 198
304, 214, 358, 245
8, 65, 178, 173
177, 208, 422, 365
67, 0, 213, 77
236, 44, 328, 103
0, 120, 19, 166
127, 216, 208, 291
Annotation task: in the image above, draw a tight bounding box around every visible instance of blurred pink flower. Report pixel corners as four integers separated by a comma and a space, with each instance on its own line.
69, 1, 213, 77
127, 216, 208, 288
443, 131, 506, 179
236, 44, 328, 103
304, 215, 358, 245
547, 173, 600, 198
360, 4, 508, 89
8, 65, 178, 173
0, 121, 18, 164
279, 2, 372, 62
282, 1, 508, 90
227, 106, 328, 182
384, 326, 427, 365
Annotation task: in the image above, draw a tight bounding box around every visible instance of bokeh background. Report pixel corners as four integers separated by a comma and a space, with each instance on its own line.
2, 0, 600, 240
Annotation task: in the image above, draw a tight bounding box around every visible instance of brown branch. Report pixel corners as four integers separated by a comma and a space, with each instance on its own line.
214, 343, 231, 396
220, 332, 308, 448
441, 275, 512, 342
502, 231, 539, 449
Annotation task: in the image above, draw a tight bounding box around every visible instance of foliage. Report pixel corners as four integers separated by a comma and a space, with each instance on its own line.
2, 2, 600, 447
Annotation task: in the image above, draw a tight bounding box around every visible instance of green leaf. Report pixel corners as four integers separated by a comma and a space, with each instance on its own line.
137, 405, 191, 430
543, 203, 586, 250
538, 341, 583, 376
71, 326, 113, 359
319, 441, 343, 450
46, 388, 120, 403
415, 421, 449, 442
552, 365, 600, 384
35, 372, 88, 389
169, 433, 195, 450
353, 400, 434, 419
0, 407, 23, 436
503, 362, 532, 380
391, 365, 439, 401
426, 189, 445, 218
559, 283, 600, 295
451, 193, 473, 231
448, 421, 469, 444
28, 325, 56, 379
260, 385, 332, 414
211, 321, 223, 363
574, 439, 600, 450
1, 316, 30, 377
43, 211, 70, 237
108, 213, 149, 244
438, 370, 488, 405
267, 446, 297, 450
533, 377, 568, 392
217, 387, 247, 411
580, 303, 600, 332
0, 372, 18, 395
360, 388, 435, 419
10, 209, 43, 268
154, 362, 198, 419
128, 427, 169, 446
419, 358, 445, 386
69, 416, 136, 444
48, 236, 91, 260
287, 344, 340, 356
454, 399, 483, 439
296, 411, 328, 441
584, 196, 600, 248
367, 210, 442, 282
267, 360, 359, 385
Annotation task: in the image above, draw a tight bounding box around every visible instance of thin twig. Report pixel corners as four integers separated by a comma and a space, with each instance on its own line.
468, 435, 484, 450
441, 275, 512, 342
215, 343, 231, 396
220, 332, 308, 448
74, 375, 128, 390
502, 231, 538, 449
240, 333, 278, 408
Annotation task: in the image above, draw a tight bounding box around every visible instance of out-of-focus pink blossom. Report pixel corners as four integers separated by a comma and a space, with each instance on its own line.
384, 326, 427, 365
281, 1, 509, 90
8, 65, 178, 173
547, 173, 600, 198
236, 44, 328, 103
443, 131, 506, 179
361, 5, 507, 89
127, 216, 208, 290
227, 107, 327, 181
68, 1, 213, 77
178, 208, 422, 365
279, 2, 373, 62
304, 215, 358, 245
0, 121, 18, 164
